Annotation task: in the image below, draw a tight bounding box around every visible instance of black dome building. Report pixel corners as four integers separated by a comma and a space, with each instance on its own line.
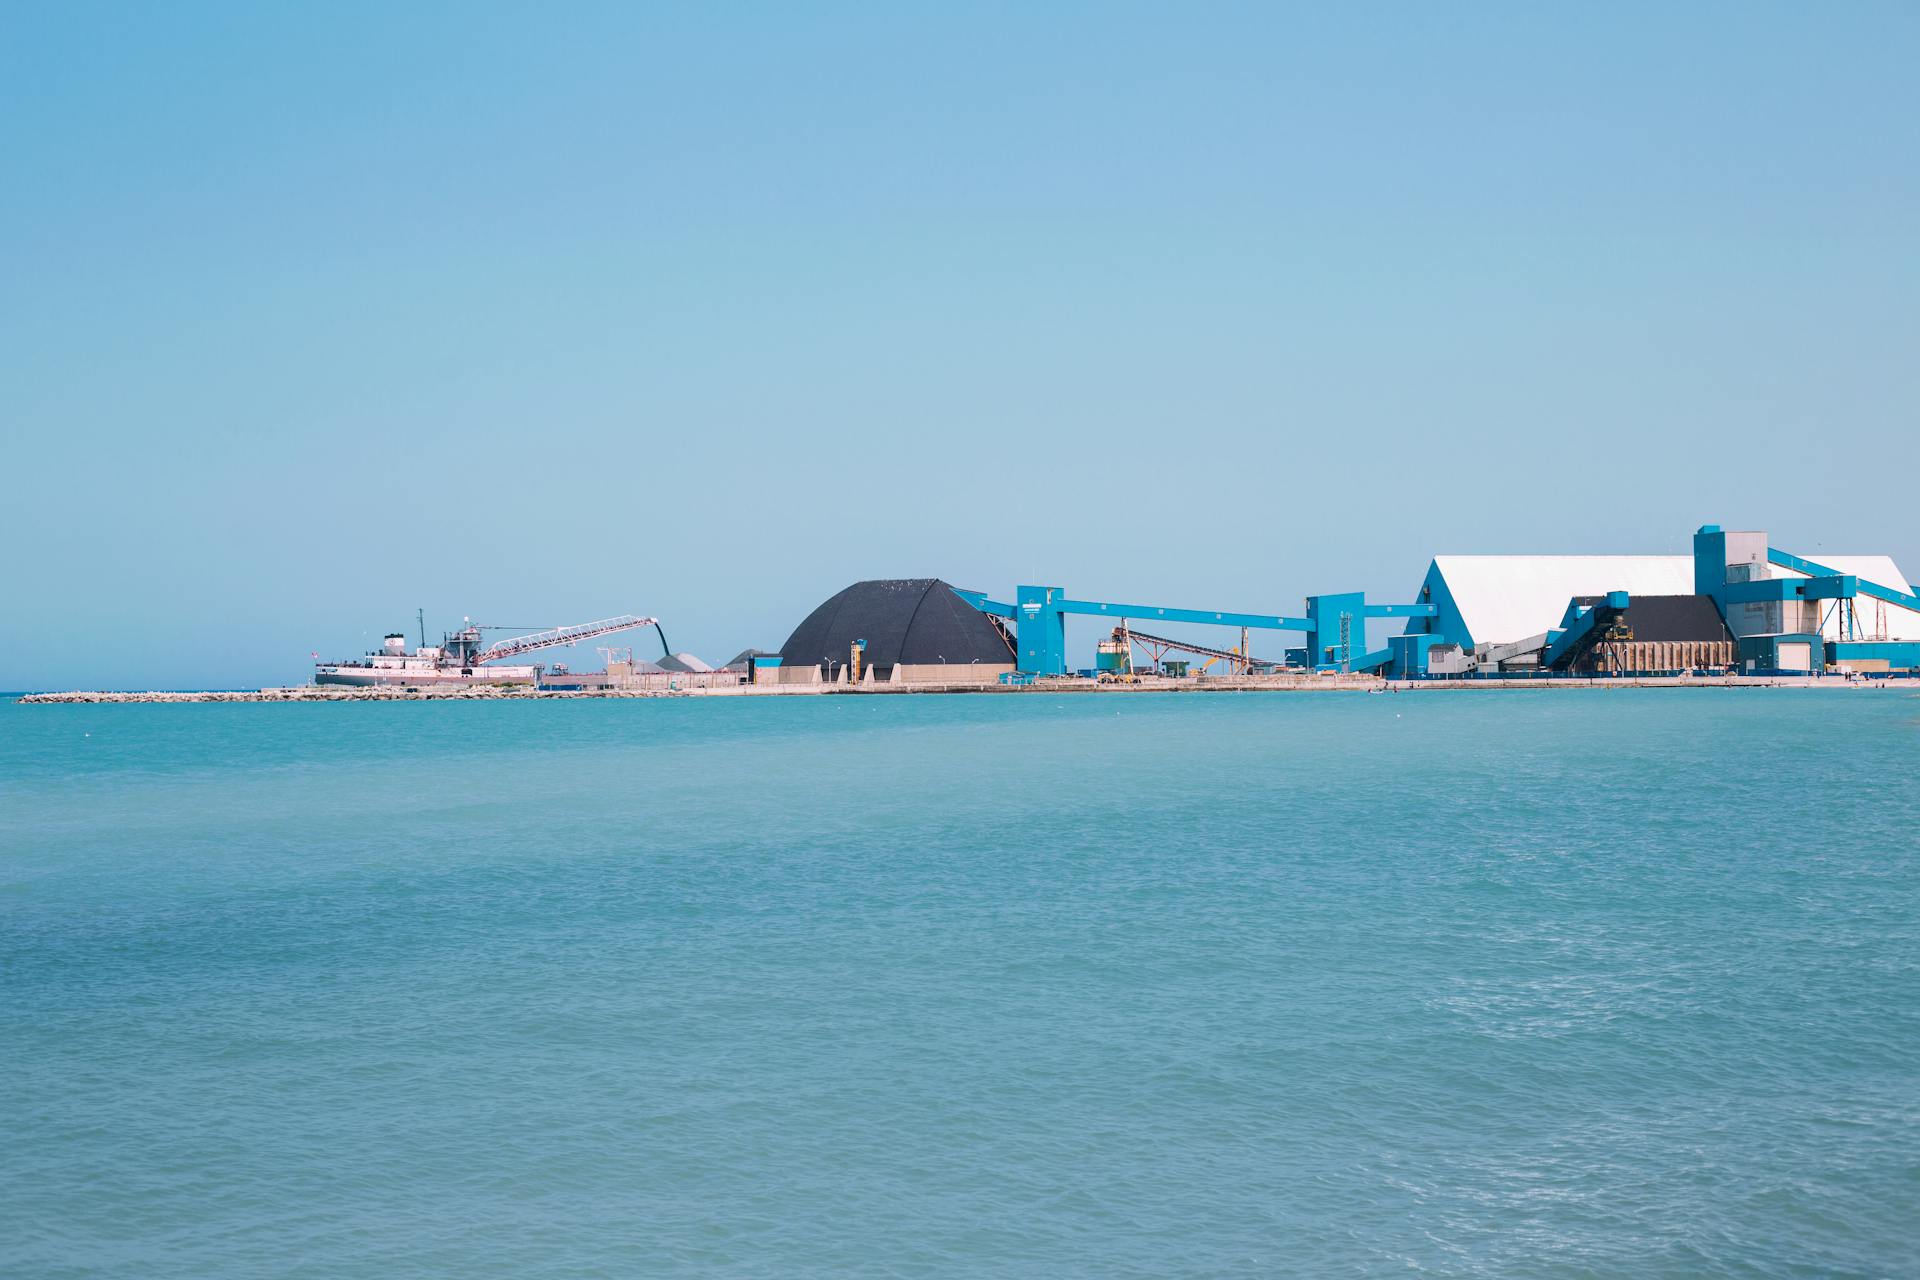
777, 579, 1016, 680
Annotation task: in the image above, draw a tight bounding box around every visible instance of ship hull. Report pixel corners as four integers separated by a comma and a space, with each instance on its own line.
315, 666, 537, 687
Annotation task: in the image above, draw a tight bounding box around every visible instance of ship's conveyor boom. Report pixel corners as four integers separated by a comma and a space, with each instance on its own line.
478, 615, 661, 664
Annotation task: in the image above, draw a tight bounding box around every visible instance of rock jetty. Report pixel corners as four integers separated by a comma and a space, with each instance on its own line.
17, 686, 675, 704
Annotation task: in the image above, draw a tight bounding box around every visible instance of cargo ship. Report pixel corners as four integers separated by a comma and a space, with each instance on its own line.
315, 615, 662, 687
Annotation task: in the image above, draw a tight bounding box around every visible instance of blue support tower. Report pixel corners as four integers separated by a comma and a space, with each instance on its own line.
1305, 592, 1364, 670
1014, 586, 1068, 675
1693, 525, 1727, 598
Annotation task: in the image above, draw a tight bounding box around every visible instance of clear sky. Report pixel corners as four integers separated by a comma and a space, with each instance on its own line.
4, 3, 1916, 689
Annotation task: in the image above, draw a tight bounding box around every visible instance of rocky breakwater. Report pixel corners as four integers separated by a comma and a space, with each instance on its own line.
18, 686, 673, 704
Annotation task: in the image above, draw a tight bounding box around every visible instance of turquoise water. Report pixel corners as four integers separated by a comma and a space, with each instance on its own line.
4, 691, 1917, 1278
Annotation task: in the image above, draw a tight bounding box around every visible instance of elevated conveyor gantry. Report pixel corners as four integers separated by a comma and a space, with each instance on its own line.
952, 585, 1435, 675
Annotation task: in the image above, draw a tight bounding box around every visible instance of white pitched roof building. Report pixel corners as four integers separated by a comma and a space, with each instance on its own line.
1414, 547, 1920, 651
1423, 555, 1695, 650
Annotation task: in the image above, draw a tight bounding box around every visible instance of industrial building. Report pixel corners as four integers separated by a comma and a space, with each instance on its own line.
762, 579, 1017, 685
1397, 527, 1920, 676
766, 578, 1427, 684
762, 525, 1920, 686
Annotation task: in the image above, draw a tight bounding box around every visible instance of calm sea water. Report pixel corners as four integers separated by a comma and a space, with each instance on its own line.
3, 691, 1917, 1278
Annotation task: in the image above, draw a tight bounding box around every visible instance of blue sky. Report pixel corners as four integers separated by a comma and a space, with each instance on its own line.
4, 3, 1916, 688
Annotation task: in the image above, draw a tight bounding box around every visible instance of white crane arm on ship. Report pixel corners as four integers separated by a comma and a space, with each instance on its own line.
476, 615, 660, 664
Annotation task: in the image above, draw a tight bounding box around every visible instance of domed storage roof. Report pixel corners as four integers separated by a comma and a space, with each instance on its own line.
778, 579, 1015, 671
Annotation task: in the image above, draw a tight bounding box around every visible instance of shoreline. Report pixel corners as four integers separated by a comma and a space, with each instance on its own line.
16, 674, 1914, 704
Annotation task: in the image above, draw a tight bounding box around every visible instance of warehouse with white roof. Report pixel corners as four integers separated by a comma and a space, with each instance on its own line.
1390, 526, 1920, 676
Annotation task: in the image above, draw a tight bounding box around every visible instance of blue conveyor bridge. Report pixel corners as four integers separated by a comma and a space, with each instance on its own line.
952, 585, 1434, 676
1541, 591, 1631, 671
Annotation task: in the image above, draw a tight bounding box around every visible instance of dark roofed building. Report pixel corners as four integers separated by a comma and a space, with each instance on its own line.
1563, 593, 1735, 672
777, 579, 1015, 682
721, 649, 780, 672
1570, 594, 1732, 642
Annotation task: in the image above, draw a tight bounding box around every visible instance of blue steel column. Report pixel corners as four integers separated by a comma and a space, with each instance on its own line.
1693, 525, 1727, 599
1015, 585, 1068, 675
1305, 592, 1365, 670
